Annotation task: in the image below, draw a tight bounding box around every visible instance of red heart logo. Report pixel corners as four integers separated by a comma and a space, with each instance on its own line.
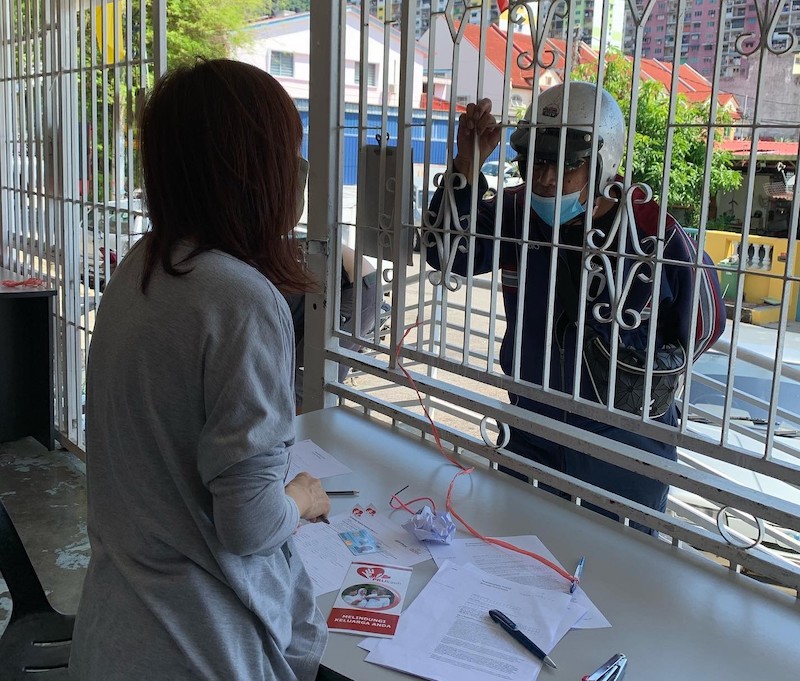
356, 566, 385, 580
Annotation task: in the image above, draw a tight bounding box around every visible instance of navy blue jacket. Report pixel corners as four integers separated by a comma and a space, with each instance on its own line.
426, 175, 726, 430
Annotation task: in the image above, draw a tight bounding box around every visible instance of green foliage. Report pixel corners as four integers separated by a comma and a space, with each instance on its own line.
81, 0, 268, 202
261, 1, 310, 14
574, 54, 741, 225
706, 213, 739, 232
164, 0, 266, 67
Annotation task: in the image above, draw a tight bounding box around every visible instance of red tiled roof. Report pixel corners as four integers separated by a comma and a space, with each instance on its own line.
717, 139, 799, 157
461, 24, 533, 89
460, 24, 738, 111
460, 24, 601, 89
542, 37, 598, 72
419, 92, 466, 112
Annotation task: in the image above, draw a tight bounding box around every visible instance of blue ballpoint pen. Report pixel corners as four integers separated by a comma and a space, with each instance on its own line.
488, 609, 557, 669
570, 555, 585, 594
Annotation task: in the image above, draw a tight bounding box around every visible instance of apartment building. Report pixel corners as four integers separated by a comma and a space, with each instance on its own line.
551, 0, 799, 136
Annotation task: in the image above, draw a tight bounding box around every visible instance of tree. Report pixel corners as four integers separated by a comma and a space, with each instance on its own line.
261, 1, 310, 15
164, 0, 266, 67
574, 54, 741, 226
80, 0, 268, 202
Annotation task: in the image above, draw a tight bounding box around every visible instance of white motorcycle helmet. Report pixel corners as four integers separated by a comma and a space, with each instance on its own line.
509, 81, 625, 198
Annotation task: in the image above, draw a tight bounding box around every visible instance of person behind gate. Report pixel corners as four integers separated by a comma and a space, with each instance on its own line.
426, 81, 725, 533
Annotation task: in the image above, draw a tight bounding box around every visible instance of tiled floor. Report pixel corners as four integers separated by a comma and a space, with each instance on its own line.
0, 437, 88, 636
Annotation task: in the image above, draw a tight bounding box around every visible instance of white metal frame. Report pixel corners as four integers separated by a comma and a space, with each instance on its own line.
306, 0, 800, 593
0, 0, 164, 451
1, 0, 798, 594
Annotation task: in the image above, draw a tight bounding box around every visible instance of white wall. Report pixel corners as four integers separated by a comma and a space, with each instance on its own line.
236, 10, 425, 108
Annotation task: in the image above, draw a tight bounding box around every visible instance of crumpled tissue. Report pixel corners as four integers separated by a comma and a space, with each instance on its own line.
402, 505, 456, 544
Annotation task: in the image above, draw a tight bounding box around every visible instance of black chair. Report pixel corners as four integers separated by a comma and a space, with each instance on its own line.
0, 500, 74, 680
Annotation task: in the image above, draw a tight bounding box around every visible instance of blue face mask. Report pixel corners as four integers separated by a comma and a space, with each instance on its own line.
530, 188, 587, 227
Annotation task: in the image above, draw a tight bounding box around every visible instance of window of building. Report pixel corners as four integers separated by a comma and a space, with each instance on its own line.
354, 62, 378, 87
269, 51, 294, 78
708, 8, 716, 14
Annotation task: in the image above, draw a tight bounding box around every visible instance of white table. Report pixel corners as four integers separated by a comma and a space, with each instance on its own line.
298, 407, 800, 681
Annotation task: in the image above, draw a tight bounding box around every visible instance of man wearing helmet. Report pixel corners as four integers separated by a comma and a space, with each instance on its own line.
426, 82, 725, 533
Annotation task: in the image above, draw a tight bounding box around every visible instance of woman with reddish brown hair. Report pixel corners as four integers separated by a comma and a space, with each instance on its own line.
70, 59, 330, 680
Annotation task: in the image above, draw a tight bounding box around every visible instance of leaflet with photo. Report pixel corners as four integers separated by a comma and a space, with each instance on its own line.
327, 562, 412, 638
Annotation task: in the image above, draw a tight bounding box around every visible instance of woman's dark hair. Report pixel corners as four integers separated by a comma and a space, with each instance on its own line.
138, 58, 313, 293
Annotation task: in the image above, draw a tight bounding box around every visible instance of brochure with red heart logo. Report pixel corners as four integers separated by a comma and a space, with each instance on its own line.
326, 561, 413, 637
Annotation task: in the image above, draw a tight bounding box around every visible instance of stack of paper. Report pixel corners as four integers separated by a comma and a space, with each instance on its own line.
362, 561, 586, 681
293, 507, 431, 596
284, 441, 609, 679
427, 536, 610, 629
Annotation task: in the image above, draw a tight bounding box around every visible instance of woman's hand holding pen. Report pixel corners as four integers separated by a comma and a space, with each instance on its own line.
285, 472, 331, 523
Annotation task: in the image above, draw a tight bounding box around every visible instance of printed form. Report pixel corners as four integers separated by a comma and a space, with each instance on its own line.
285, 439, 352, 480
364, 561, 585, 681
427, 536, 610, 629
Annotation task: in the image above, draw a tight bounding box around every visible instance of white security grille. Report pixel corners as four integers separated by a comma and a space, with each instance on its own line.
305, 0, 800, 593
0, 0, 164, 451
1, 0, 798, 594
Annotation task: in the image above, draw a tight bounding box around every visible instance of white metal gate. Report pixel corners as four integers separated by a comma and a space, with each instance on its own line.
2, 0, 799, 593
0, 0, 165, 451
305, 0, 800, 593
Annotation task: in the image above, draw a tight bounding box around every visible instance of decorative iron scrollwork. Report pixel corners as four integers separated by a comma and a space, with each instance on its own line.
376, 177, 396, 250
509, 0, 568, 71
734, 0, 798, 56
480, 415, 510, 449
716, 505, 766, 550
585, 181, 661, 331
421, 170, 471, 292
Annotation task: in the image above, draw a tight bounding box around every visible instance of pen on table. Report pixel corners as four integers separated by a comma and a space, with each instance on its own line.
570, 555, 585, 594
488, 609, 557, 669
325, 490, 359, 497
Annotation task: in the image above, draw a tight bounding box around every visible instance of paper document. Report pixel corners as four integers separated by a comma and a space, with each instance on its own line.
327, 562, 412, 637
293, 507, 431, 596
427, 536, 610, 629
364, 561, 585, 681
286, 439, 352, 480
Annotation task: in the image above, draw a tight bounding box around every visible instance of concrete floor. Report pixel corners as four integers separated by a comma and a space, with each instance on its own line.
0, 437, 88, 637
